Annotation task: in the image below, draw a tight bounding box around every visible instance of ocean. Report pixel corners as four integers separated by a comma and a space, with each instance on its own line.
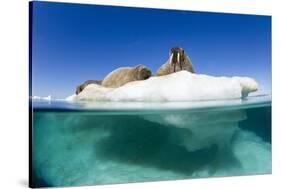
30, 95, 272, 187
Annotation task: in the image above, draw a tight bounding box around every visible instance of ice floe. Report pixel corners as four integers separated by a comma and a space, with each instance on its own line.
69, 71, 258, 102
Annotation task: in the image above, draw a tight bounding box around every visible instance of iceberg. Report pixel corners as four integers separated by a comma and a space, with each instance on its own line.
69, 71, 258, 102
32, 95, 52, 101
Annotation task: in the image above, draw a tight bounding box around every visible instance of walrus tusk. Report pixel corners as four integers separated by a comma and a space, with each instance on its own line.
170, 53, 176, 72
177, 52, 182, 70
170, 52, 174, 63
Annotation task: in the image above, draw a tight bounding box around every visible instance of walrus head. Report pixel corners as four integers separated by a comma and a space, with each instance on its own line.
134, 65, 152, 80
168, 47, 187, 72
75, 80, 102, 95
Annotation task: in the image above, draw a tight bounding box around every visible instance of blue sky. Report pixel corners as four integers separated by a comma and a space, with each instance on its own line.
31, 1, 271, 98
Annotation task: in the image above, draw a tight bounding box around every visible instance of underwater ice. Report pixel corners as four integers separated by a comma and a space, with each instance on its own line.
68, 71, 258, 102
33, 108, 271, 187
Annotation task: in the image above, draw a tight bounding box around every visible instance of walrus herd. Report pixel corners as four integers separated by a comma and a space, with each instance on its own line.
76, 47, 195, 95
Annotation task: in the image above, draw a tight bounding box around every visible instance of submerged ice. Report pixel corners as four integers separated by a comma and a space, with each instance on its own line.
32, 106, 271, 187
143, 110, 247, 151
69, 71, 258, 102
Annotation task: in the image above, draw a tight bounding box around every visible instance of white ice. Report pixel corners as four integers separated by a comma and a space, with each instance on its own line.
69, 71, 258, 102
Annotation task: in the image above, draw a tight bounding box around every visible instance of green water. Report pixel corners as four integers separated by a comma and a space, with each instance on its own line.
31, 96, 272, 187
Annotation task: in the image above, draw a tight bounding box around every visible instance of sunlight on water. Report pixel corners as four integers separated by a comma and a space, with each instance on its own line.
31, 95, 271, 187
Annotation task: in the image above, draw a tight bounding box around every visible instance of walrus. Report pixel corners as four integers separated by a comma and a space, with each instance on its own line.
156, 47, 195, 76
75, 65, 152, 94
102, 64, 152, 88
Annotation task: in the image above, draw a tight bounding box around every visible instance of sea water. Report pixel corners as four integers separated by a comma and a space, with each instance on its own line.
31, 95, 271, 187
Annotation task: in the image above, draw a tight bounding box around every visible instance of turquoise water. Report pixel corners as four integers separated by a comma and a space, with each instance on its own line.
31, 95, 272, 187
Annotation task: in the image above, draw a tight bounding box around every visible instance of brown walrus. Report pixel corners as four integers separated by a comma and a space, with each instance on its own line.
102, 64, 151, 88
75, 47, 194, 95
156, 47, 195, 76
75, 65, 151, 94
